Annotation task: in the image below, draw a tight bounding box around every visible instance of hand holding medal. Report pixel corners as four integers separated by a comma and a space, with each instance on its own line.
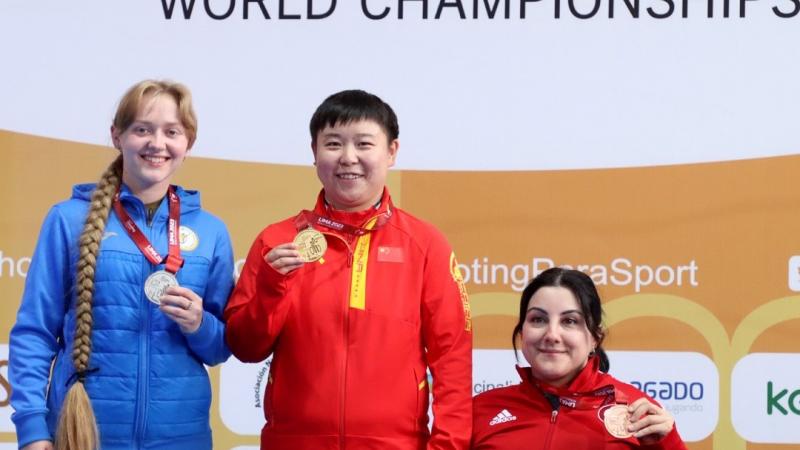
158, 286, 204, 333
625, 397, 676, 443
265, 242, 306, 275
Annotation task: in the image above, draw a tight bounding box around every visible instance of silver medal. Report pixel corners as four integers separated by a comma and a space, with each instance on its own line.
144, 270, 179, 305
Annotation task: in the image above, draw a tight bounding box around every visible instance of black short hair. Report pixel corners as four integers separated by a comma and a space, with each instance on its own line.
309, 90, 399, 144
512, 267, 610, 372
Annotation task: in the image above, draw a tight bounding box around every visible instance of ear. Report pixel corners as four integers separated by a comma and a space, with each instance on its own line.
593, 327, 604, 349
311, 142, 318, 165
110, 125, 122, 150
387, 139, 399, 168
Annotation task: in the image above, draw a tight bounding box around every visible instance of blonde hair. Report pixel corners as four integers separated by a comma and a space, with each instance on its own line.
55, 79, 197, 450
55, 156, 122, 450
113, 79, 198, 148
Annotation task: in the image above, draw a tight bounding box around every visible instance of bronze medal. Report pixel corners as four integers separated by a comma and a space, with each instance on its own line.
144, 270, 179, 305
293, 228, 327, 262
602, 404, 633, 438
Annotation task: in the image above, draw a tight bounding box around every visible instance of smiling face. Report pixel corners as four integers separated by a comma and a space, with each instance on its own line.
521, 286, 598, 388
111, 93, 190, 203
312, 119, 398, 211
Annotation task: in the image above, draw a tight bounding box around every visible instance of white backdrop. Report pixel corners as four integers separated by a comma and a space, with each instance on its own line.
1, 1, 799, 169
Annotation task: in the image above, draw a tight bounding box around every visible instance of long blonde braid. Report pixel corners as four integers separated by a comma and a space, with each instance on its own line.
55, 155, 122, 450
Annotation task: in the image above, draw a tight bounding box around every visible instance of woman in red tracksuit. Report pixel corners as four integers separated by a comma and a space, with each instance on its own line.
471, 268, 687, 449
225, 90, 473, 450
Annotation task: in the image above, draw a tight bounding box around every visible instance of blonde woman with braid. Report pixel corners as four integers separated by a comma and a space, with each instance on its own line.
8, 80, 234, 450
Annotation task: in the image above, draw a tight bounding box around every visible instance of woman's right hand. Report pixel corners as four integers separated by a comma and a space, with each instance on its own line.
627, 397, 675, 444
265, 243, 304, 275
22, 441, 53, 450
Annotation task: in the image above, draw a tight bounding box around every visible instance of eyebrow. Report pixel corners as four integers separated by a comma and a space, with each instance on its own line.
320, 132, 377, 139
526, 307, 583, 316
132, 120, 184, 128
320, 133, 344, 141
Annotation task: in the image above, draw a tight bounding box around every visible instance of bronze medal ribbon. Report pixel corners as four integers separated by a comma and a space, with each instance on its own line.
533, 381, 624, 410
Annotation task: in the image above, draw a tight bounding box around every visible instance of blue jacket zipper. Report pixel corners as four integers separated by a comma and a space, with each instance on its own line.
132, 198, 154, 446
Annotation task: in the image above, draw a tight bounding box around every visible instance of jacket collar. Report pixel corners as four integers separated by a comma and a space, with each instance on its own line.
72, 182, 201, 217
517, 356, 627, 406
311, 188, 393, 228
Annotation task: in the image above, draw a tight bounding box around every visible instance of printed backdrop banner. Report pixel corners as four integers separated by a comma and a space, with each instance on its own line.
2, 2, 800, 450
2, 136, 800, 449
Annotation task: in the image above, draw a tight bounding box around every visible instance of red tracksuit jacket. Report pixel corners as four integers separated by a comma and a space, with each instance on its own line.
225, 190, 473, 450
471, 359, 688, 450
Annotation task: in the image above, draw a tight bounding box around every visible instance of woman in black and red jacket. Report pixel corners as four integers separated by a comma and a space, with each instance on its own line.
471, 267, 687, 450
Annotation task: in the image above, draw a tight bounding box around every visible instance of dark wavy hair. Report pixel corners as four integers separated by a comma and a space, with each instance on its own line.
512, 267, 610, 372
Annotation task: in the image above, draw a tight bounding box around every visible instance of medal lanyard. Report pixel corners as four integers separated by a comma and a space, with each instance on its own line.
113, 186, 184, 274
298, 207, 392, 236
295, 201, 393, 311
532, 380, 622, 410
296, 195, 393, 234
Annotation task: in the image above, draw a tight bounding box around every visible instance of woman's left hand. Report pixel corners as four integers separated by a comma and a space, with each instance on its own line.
159, 286, 204, 333
627, 397, 675, 444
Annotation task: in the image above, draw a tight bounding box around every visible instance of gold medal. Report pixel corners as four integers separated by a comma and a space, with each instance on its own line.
602, 404, 633, 438
144, 270, 179, 305
293, 228, 327, 262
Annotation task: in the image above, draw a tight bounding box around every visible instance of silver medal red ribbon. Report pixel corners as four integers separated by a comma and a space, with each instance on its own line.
113, 186, 184, 274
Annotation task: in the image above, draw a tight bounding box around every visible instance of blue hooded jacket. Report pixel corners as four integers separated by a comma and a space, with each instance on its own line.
9, 183, 234, 450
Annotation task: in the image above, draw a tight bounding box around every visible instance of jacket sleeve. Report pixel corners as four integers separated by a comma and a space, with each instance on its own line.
9, 206, 72, 448
643, 425, 688, 450
224, 229, 297, 362
421, 231, 473, 450
184, 221, 234, 366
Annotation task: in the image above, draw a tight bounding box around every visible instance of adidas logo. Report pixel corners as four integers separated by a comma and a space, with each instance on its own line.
489, 409, 517, 426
